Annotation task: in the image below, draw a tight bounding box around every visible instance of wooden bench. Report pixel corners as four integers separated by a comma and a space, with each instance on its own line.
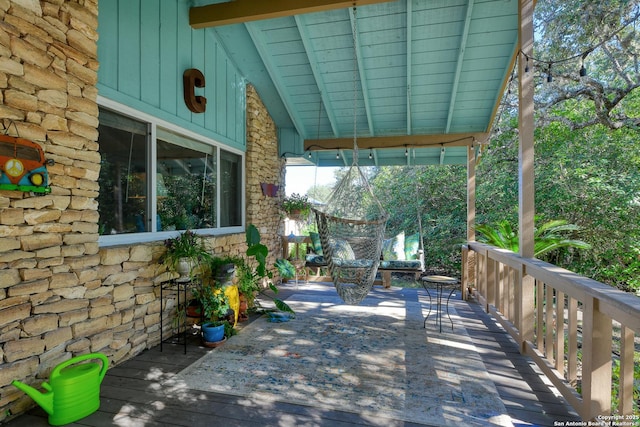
301, 231, 425, 288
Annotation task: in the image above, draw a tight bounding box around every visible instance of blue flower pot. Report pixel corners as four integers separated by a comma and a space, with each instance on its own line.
201, 322, 225, 343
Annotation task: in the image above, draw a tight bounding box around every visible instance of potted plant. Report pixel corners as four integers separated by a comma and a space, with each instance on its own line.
241, 224, 295, 317
235, 258, 259, 321
275, 258, 296, 281
162, 230, 211, 279
281, 193, 311, 219
191, 283, 232, 347
204, 256, 240, 325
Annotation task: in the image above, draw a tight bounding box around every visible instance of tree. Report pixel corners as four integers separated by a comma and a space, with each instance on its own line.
474, 0, 640, 292
370, 165, 467, 275
533, 0, 640, 130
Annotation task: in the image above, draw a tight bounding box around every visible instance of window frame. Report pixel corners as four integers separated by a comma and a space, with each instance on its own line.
97, 97, 245, 247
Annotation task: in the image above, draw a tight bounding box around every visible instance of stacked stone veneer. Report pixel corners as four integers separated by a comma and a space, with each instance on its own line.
0, 0, 284, 421
246, 84, 286, 255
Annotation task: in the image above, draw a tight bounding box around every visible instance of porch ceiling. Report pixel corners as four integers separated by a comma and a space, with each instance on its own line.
192, 0, 519, 166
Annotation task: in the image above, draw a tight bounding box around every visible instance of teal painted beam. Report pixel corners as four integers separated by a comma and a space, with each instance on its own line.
445, 0, 474, 134
245, 21, 310, 139
295, 14, 340, 138
348, 7, 374, 137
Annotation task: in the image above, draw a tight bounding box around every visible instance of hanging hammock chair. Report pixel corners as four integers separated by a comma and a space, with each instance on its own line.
313, 164, 387, 304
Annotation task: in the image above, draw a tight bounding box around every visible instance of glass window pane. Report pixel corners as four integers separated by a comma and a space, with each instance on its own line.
220, 149, 242, 227
157, 132, 217, 231
98, 108, 149, 235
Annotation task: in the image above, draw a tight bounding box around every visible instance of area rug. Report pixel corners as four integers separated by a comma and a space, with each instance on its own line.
166, 290, 512, 426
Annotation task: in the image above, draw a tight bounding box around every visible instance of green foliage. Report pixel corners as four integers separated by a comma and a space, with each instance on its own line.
191, 284, 230, 323
597, 245, 640, 293
533, 1, 640, 130
281, 193, 311, 216
158, 174, 215, 231
274, 258, 296, 279
307, 184, 332, 204
162, 230, 211, 271
243, 224, 295, 315
370, 165, 467, 276
245, 224, 272, 281
475, 219, 592, 258
611, 356, 640, 415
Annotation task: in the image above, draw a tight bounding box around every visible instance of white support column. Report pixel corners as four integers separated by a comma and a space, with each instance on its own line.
518, 0, 535, 347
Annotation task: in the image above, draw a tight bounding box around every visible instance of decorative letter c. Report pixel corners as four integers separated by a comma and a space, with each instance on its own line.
183, 68, 207, 113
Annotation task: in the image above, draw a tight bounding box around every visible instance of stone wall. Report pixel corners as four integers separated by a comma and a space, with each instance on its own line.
246, 84, 285, 267
0, 1, 284, 421
0, 1, 102, 420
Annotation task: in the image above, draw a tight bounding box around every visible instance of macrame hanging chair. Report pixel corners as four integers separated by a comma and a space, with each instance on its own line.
313, 6, 388, 305
313, 165, 388, 304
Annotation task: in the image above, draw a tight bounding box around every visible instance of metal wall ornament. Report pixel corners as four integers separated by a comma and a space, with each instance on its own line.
183, 68, 207, 113
0, 129, 53, 194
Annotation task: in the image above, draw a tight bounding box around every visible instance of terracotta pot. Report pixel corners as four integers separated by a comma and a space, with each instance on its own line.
202, 336, 227, 348
238, 293, 249, 322
186, 301, 200, 318
287, 210, 302, 220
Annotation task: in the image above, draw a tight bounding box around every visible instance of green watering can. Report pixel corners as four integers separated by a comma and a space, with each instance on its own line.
12, 353, 108, 426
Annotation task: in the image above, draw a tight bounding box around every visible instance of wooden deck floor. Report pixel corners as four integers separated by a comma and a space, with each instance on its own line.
6, 282, 580, 427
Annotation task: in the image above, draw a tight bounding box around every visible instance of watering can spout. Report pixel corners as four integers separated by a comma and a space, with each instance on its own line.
11, 380, 54, 415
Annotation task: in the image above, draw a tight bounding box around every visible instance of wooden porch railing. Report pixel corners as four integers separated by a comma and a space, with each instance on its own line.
463, 242, 640, 421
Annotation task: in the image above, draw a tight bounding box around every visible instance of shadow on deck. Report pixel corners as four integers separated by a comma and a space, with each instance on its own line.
6, 282, 579, 427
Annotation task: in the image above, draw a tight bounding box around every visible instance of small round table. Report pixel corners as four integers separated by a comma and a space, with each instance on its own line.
421, 275, 459, 332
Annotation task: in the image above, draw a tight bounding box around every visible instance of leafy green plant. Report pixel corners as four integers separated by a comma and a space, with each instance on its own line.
190, 284, 230, 323
235, 258, 260, 308
244, 224, 295, 316
162, 230, 211, 272
281, 193, 311, 217
274, 258, 296, 279
475, 218, 591, 257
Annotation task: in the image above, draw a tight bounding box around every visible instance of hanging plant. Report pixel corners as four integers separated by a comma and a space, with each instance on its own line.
281, 193, 311, 218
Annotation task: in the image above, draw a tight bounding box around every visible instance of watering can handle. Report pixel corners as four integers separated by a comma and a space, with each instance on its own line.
51, 353, 109, 382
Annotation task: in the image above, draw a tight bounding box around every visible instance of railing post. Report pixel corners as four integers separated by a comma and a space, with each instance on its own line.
477, 248, 487, 306
519, 269, 534, 350
461, 245, 468, 300
581, 296, 612, 419
619, 326, 635, 415
486, 256, 496, 311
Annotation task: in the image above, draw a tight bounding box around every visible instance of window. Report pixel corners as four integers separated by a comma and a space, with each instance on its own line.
156, 129, 217, 231
220, 150, 242, 227
97, 106, 244, 244
97, 110, 148, 235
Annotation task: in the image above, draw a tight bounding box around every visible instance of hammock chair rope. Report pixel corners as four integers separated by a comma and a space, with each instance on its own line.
313, 6, 388, 304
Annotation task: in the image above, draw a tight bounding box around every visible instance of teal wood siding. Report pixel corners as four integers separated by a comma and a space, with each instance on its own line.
97, 0, 246, 151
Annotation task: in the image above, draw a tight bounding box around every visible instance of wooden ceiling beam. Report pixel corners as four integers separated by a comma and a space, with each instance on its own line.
190, 0, 396, 29
304, 132, 489, 151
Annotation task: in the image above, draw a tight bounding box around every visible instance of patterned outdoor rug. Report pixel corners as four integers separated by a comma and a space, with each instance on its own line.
167, 289, 512, 426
